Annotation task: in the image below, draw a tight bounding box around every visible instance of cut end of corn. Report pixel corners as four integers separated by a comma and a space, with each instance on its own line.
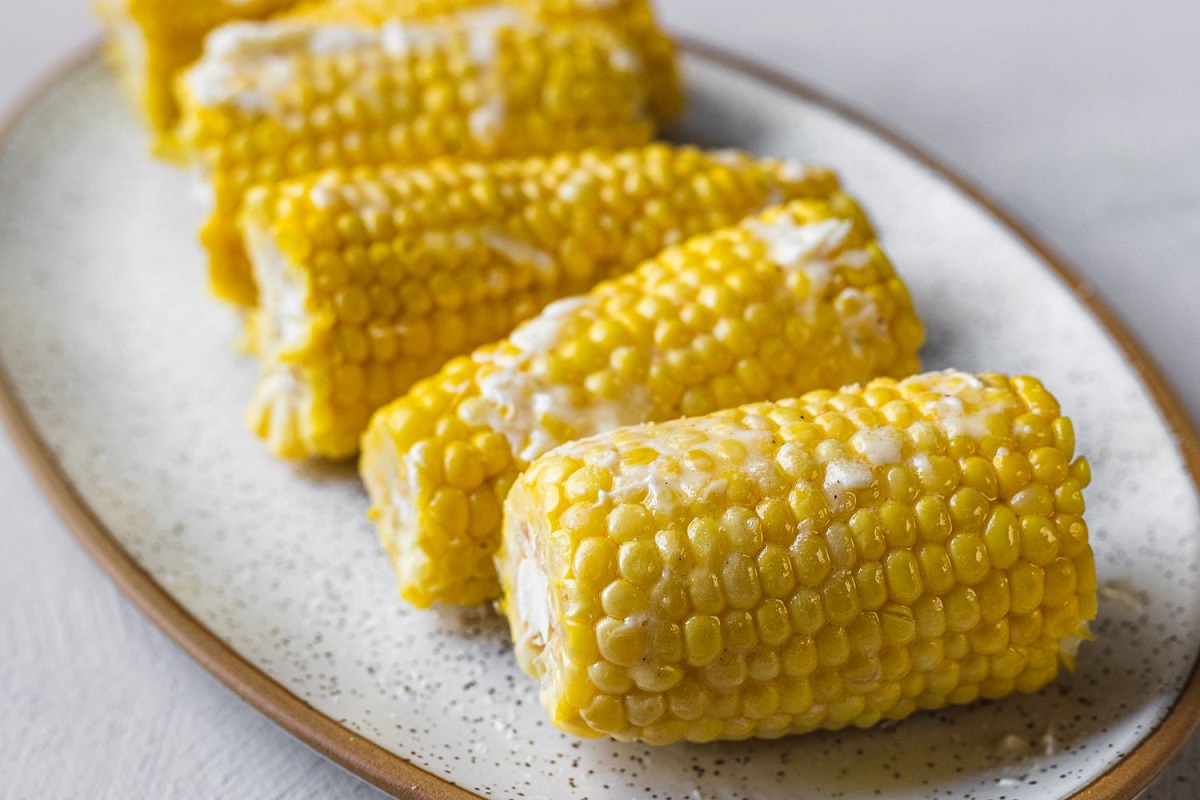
248, 146, 844, 460
362, 422, 506, 606
498, 370, 1096, 743
362, 191, 924, 608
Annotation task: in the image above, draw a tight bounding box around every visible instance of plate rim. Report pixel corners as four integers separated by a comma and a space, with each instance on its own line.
1, 37, 1198, 800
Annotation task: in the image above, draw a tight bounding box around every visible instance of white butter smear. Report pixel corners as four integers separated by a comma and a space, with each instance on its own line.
582, 419, 779, 515
743, 215, 892, 362
743, 216, 851, 291
918, 370, 1004, 440
850, 428, 903, 466
460, 297, 650, 465
481, 232, 556, 279
506, 297, 588, 352
823, 459, 875, 497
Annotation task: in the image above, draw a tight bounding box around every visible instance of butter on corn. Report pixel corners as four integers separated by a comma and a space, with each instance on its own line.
246, 146, 843, 459
94, 0, 299, 137
498, 371, 1096, 743
361, 196, 925, 607
175, 1, 681, 305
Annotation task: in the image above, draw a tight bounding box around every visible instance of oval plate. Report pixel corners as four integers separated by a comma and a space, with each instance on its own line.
1, 43, 1199, 800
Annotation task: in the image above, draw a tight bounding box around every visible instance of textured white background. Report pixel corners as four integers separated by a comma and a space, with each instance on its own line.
1, 1, 1197, 798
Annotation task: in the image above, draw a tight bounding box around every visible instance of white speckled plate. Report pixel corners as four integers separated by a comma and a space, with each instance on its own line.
2, 43, 1199, 800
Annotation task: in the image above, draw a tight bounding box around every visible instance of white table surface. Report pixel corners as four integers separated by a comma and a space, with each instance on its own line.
2, 1, 1198, 797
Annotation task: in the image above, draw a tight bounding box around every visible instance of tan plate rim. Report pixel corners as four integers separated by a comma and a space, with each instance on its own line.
1, 38, 1198, 800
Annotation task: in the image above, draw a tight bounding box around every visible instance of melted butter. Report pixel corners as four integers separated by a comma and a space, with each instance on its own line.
823, 459, 875, 496
481, 231, 556, 278
595, 421, 778, 514
461, 299, 650, 465
838, 287, 889, 351
918, 370, 1006, 439
743, 215, 851, 283
850, 428, 903, 465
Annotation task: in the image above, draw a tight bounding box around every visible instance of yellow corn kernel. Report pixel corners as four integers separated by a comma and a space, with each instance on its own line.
884, 550, 923, 604
499, 370, 1095, 743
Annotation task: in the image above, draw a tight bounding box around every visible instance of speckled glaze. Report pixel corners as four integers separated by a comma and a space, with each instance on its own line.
0, 50, 1197, 800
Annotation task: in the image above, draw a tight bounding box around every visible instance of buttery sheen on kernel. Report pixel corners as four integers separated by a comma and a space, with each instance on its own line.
361, 195, 924, 607
498, 371, 1096, 743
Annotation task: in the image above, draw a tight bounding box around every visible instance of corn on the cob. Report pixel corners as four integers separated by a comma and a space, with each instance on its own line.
94, 0, 298, 136
498, 370, 1096, 743
247, 146, 843, 460
361, 197, 925, 608
176, 3, 681, 305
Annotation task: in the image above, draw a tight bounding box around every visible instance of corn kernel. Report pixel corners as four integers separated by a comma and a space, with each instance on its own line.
855, 562, 888, 611
790, 535, 833, 588
1055, 479, 1087, 515
948, 533, 990, 585
619, 540, 663, 587
1009, 563, 1045, 615
995, 451, 1032, 498
758, 545, 796, 598
821, 572, 862, 626
703, 651, 749, 691
608, 503, 651, 544
601, 579, 647, 619
917, 544, 956, 595
597, 618, 647, 667
815, 625, 851, 668
787, 588, 826, 636
885, 551, 923, 604
747, 648, 783, 683
756, 599, 792, 647
1019, 515, 1060, 566
879, 501, 918, 549
945, 585, 983, 632
573, 537, 618, 587
911, 639, 945, 673
983, 506, 1021, 569
915, 496, 952, 542
849, 510, 887, 560
683, 615, 722, 667
1042, 557, 1078, 606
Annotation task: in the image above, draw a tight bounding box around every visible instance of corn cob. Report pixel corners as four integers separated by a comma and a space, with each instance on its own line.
361, 197, 925, 607
94, 0, 298, 137
247, 146, 843, 460
176, 3, 681, 306
498, 370, 1096, 743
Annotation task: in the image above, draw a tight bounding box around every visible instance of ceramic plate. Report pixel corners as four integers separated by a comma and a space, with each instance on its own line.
2, 44, 1199, 800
